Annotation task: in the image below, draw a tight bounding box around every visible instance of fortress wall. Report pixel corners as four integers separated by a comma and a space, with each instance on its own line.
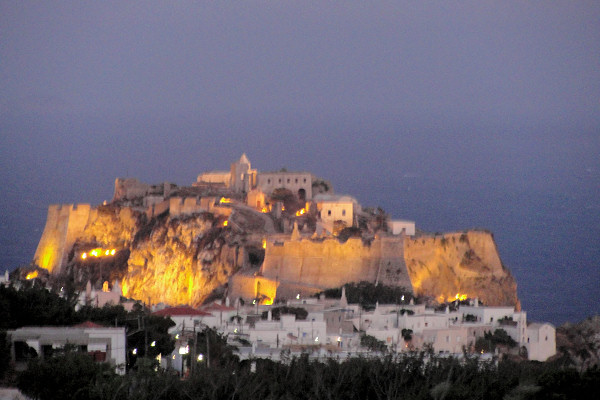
169, 197, 211, 217
147, 199, 170, 218
376, 236, 412, 288
34, 204, 92, 273
260, 236, 412, 292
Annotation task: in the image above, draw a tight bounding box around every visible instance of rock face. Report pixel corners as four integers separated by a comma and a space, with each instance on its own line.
404, 231, 519, 307
33, 203, 519, 308
122, 214, 240, 306
555, 315, 600, 370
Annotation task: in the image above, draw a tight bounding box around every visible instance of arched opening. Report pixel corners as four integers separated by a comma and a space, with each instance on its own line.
297, 188, 306, 202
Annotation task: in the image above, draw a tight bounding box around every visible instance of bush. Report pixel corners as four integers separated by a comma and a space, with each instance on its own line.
17, 351, 118, 400
360, 334, 387, 352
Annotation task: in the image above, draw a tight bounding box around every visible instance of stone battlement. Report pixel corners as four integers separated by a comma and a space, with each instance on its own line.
33, 203, 92, 273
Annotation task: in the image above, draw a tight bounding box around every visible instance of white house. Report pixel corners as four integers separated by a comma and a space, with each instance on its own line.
8, 322, 127, 374
526, 323, 556, 361
311, 194, 360, 229
389, 220, 416, 236
152, 306, 216, 334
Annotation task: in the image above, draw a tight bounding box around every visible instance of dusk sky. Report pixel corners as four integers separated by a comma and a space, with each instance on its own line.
1, 2, 599, 323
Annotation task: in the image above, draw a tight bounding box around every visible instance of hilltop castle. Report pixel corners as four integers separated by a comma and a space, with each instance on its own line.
28, 155, 523, 311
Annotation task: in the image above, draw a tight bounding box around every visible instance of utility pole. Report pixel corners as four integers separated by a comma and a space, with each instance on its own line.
191, 322, 197, 374
206, 329, 210, 369
144, 316, 148, 357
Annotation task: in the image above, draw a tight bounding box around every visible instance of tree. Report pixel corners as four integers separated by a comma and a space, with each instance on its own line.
191, 327, 238, 370
17, 350, 118, 400
0, 284, 78, 329
360, 334, 387, 353
0, 330, 11, 382
261, 306, 308, 321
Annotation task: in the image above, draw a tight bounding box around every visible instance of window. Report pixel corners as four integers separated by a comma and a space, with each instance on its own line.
303, 178, 307, 183
278, 179, 281, 183
327, 210, 331, 216
446, 336, 450, 343
342, 209, 346, 216
287, 178, 290, 183
295, 178, 298, 183
267, 179, 271, 184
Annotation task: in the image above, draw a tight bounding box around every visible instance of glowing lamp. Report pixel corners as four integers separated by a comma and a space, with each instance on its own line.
26, 271, 39, 280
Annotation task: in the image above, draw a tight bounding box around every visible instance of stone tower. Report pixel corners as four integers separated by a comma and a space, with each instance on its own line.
230, 153, 256, 193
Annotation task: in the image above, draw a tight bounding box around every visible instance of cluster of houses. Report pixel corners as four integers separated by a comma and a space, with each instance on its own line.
157, 290, 556, 372
5, 277, 555, 375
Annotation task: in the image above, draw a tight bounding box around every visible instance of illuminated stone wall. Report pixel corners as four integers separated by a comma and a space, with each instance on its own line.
33, 204, 92, 273
259, 236, 412, 293
169, 197, 205, 216
257, 172, 314, 200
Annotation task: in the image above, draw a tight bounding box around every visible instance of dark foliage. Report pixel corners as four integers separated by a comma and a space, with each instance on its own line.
0, 330, 11, 381
14, 346, 600, 399
17, 350, 118, 400
0, 284, 78, 329
317, 281, 414, 308
261, 306, 308, 321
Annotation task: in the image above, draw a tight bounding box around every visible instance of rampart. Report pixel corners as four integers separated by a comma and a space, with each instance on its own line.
256, 235, 412, 298
169, 197, 205, 216
33, 204, 92, 273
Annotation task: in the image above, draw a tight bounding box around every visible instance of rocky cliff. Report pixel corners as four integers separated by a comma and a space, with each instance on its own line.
404, 231, 519, 307
33, 203, 519, 308
121, 213, 240, 306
